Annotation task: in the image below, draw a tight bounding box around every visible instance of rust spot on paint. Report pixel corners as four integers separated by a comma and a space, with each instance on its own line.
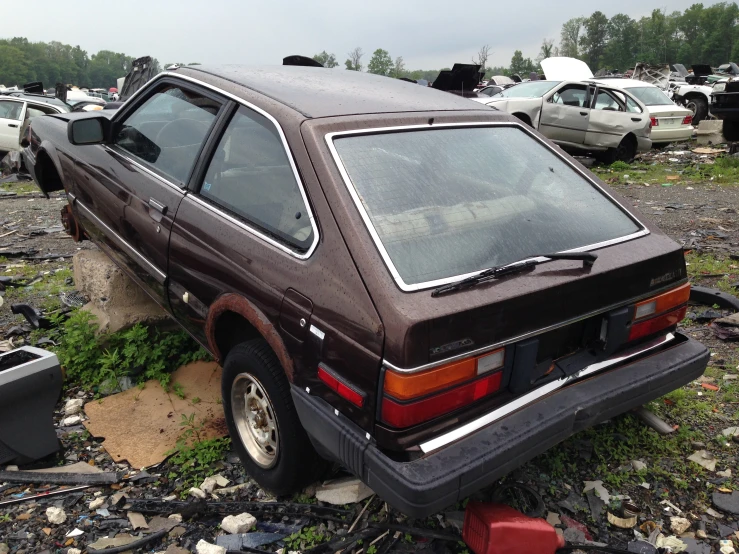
206, 293, 295, 381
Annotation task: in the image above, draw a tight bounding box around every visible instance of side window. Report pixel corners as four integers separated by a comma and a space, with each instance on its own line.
113, 84, 221, 185
625, 96, 643, 113
550, 85, 588, 108
0, 100, 23, 120
593, 91, 624, 112
199, 106, 314, 252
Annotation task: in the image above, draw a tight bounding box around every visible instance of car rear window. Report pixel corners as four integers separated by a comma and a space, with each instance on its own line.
625, 87, 673, 106
332, 126, 642, 288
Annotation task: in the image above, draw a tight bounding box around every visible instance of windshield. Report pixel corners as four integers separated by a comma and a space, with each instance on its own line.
493, 81, 560, 99
624, 87, 673, 106
332, 126, 641, 287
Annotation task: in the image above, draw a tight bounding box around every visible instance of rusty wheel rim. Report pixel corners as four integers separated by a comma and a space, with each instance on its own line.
232, 373, 279, 469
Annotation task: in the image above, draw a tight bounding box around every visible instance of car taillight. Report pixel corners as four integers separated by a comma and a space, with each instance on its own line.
650, 117, 658, 127
682, 115, 693, 125
382, 371, 503, 428
629, 283, 690, 341
318, 365, 365, 408
381, 349, 505, 427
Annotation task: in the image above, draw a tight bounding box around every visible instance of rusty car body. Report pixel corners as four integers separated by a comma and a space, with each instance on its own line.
23, 65, 708, 517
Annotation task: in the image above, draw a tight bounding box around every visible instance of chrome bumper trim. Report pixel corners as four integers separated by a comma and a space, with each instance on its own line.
419, 333, 676, 454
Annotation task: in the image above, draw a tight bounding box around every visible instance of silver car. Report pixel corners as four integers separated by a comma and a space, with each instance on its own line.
471, 80, 651, 163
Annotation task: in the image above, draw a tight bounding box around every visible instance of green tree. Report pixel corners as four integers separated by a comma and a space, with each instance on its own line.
345, 47, 363, 71
509, 50, 536, 76
581, 11, 610, 69
603, 14, 639, 71
390, 56, 406, 78
367, 49, 393, 76
559, 17, 585, 58
537, 39, 555, 63
313, 51, 339, 68
0, 45, 30, 86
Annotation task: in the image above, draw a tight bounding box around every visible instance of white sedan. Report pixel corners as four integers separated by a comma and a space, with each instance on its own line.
0, 95, 69, 156
590, 79, 694, 145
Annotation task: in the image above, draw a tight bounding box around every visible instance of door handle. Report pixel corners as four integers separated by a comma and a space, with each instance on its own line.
631, 118, 642, 122
148, 198, 168, 222
8, 123, 18, 128
580, 112, 588, 116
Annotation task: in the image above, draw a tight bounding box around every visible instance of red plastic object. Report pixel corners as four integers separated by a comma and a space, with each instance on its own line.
463, 503, 565, 554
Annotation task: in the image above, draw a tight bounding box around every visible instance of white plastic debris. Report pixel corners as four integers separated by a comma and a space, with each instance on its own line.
61, 415, 82, 427
46, 506, 66, 524
656, 535, 688, 552
168, 514, 184, 522
68, 549, 82, 554
720, 539, 736, 554
583, 480, 610, 504
66, 528, 84, 538
189, 487, 207, 499
221, 512, 257, 534
688, 450, 717, 471
196, 539, 227, 554
670, 517, 691, 535
89, 497, 105, 510
315, 477, 374, 505
64, 398, 84, 416
632, 460, 648, 471
717, 469, 733, 478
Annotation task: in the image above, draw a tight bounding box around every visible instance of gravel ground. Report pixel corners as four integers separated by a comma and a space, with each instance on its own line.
0, 166, 738, 554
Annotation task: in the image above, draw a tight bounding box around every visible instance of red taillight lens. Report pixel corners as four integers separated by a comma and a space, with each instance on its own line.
629, 305, 686, 341
318, 365, 365, 408
682, 115, 693, 125
381, 371, 503, 428
650, 117, 658, 127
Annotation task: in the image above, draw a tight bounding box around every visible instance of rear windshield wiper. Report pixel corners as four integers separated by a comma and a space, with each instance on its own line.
431, 252, 598, 297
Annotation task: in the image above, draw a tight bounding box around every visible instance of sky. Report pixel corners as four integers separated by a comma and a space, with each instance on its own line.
19, 0, 718, 70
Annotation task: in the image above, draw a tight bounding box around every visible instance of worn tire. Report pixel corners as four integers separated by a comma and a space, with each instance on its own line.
222, 339, 324, 495
614, 136, 637, 163
686, 96, 709, 124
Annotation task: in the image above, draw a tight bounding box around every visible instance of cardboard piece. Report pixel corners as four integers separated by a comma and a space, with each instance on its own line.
83, 362, 226, 468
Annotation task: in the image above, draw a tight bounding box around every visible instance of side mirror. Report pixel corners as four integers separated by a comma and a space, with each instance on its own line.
67, 117, 109, 145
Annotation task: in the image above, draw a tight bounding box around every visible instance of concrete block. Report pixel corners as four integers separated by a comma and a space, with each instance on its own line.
196, 540, 226, 554
315, 477, 374, 505
72, 250, 167, 334
221, 513, 257, 534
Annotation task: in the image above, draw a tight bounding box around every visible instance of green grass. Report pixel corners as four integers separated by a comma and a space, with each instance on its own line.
685, 252, 738, 295
593, 155, 739, 185
0, 180, 38, 194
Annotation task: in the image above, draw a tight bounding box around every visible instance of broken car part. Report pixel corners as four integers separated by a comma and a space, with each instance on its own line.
0, 346, 62, 464
0, 485, 90, 507
0, 469, 121, 486
690, 286, 739, 311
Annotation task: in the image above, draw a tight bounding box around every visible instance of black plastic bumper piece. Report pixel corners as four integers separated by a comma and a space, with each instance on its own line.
292, 334, 708, 518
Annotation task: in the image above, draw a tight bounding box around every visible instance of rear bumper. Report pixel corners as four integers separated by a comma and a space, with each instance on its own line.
651, 127, 694, 144
292, 333, 708, 517
637, 136, 652, 152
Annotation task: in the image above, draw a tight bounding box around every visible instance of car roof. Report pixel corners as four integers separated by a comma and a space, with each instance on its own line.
590, 78, 659, 89
177, 65, 487, 118
0, 92, 68, 109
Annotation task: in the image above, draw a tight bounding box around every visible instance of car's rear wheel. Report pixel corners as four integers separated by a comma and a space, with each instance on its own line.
597, 136, 636, 165
686, 96, 709, 124
222, 339, 325, 495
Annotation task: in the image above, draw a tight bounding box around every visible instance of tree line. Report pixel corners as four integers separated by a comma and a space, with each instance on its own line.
0, 37, 161, 89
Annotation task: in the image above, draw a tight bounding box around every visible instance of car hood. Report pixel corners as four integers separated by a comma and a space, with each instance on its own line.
692, 64, 713, 77
541, 57, 594, 81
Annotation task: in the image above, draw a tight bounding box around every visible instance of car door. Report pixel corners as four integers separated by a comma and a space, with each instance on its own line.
70, 79, 225, 305
585, 87, 645, 148
0, 99, 25, 152
539, 83, 590, 145
167, 103, 318, 344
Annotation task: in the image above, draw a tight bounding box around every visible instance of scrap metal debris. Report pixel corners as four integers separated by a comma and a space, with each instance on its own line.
0, 469, 121, 485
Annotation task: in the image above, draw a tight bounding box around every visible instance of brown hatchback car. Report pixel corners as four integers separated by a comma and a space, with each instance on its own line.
23, 65, 708, 517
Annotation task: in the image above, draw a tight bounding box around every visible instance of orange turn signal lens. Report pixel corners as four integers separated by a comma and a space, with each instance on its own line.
634, 283, 690, 321
384, 348, 504, 401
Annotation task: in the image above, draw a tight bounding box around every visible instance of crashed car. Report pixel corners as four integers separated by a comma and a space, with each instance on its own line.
23, 65, 708, 517
472, 80, 651, 163
669, 64, 715, 123
0, 93, 68, 157
590, 79, 693, 145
